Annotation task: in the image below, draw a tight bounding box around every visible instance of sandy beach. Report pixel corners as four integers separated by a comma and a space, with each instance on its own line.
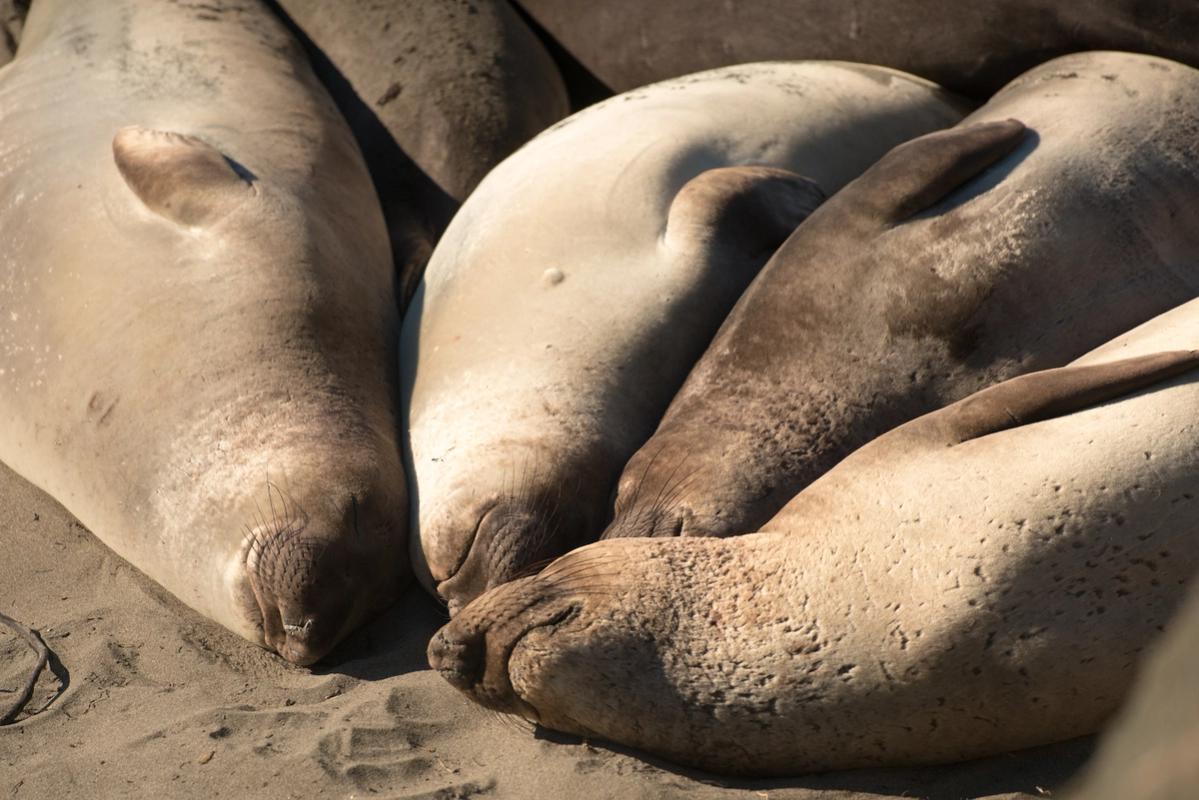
1, 462, 1095, 799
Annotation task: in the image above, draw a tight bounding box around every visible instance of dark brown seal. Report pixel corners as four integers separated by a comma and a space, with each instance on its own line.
270, 0, 570, 307
605, 52, 1199, 541
515, 0, 1199, 98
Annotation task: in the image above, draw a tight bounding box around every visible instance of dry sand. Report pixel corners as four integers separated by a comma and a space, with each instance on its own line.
0, 462, 1093, 799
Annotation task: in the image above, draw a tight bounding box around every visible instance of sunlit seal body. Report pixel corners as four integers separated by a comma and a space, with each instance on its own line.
272, 0, 570, 306
1066, 577, 1199, 800
431, 295, 1199, 775
606, 52, 1199, 541
515, 0, 1199, 97
401, 61, 964, 613
0, 0, 407, 665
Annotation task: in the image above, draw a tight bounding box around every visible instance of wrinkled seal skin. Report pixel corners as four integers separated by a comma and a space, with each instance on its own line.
0, 0, 407, 665
401, 61, 964, 614
515, 0, 1199, 98
606, 52, 1199, 542
272, 0, 570, 307
431, 296, 1199, 776
1065, 578, 1199, 800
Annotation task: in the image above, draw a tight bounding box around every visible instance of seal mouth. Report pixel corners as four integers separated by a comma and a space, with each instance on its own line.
433, 501, 499, 613
282, 618, 315, 636
237, 509, 368, 667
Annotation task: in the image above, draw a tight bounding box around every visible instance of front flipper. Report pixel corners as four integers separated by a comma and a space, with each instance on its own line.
113, 126, 256, 227
839, 118, 1027, 224
663, 165, 825, 259
925, 350, 1199, 446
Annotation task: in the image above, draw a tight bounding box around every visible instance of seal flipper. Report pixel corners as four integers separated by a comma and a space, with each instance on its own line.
838, 118, 1026, 224
926, 350, 1199, 446
112, 126, 255, 227
663, 165, 825, 258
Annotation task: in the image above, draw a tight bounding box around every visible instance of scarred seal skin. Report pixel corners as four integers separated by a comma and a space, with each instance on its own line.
400, 61, 965, 614
0, 0, 407, 665
605, 52, 1199, 542
271, 0, 570, 307
514, 0, 1199, 98
431, 294, 1199, 776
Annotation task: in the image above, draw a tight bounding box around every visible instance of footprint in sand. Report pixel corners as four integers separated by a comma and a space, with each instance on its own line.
315, 686, 497, 798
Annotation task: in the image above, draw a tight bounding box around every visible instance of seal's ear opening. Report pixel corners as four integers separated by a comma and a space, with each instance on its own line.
112, 126, 255, 227
663, 165, 825, 259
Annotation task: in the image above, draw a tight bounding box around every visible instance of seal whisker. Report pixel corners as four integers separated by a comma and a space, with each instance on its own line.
616, 438, 671, 518
266, 479, 283, 538
484, 705, 534, 733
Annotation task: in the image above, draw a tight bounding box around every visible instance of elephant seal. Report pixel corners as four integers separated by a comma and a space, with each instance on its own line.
430, 295, 1199, 775
514, 0, 1199, 98
271, 0, 570, 307
401, 61, 964, 613
606, 52, 1199, 541
0, 0, 407, 665
1065, 577, 1199, 800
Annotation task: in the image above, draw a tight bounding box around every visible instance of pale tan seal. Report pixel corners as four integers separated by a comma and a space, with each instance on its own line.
401, 61, 965, 613
0, 0, 407, 665
431, 294, 1199, 775
605, 52, 1199, 542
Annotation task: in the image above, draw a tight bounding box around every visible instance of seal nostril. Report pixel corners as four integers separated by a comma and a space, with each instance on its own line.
428, 628, 484, 690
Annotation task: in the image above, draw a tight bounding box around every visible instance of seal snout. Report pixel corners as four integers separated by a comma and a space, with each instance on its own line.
428, 573, 586, 720
427, 611, 529, 715
243, 484, 404, 666
427, 626, 485, 691
246, 524, 352, 666
436, 495, 577, 615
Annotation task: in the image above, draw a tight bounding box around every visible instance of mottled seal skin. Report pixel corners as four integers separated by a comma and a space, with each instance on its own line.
272, 0, 570, 307
401, 61, 964, 614
1065, 578, 1199, 800
0, 0, 407, 665
606, 52, 1199, 542
515, 0, 1199, 98
431, 296, 1199, 775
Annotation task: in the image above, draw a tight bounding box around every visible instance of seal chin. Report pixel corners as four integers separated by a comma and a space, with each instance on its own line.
606, 461, 709, 538
435, 497, 574, 616
603, 504, 689, 538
